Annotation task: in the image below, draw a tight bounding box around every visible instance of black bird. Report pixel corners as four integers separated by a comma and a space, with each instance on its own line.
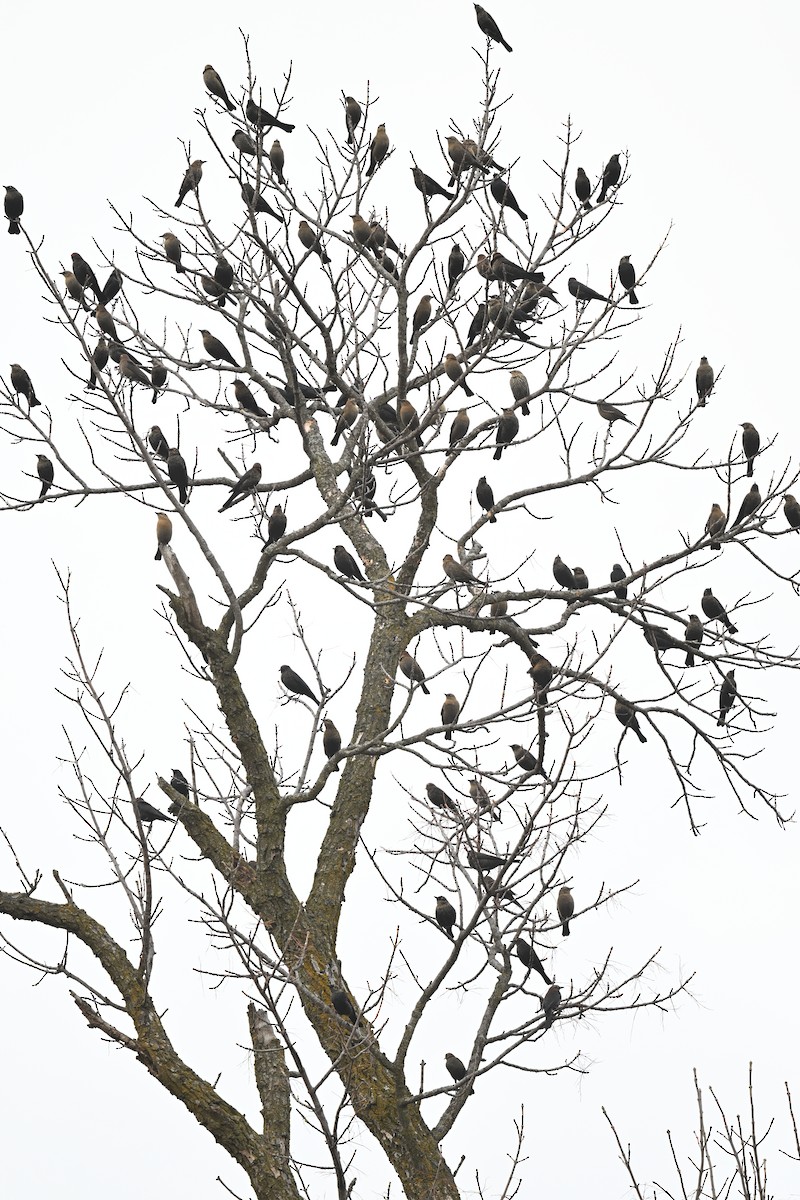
575, 167, 592, 210
476, 476, 497, 522
572, 566, 589, 590
740, 423, 760, 477
10, 363, 39, 407
618, 255, 638, 304
732, 482, 761, 527
201, 275, 225, 304
784, 494, 800, 530
684, 614, 703, 667
510, 744, 538, 772
200, 329, 240, 367
553, 556, 575, 590
203, 64, 235, 111
168, 769, 190, 814
466, 303, 488, 345
246, 98, 295, 133
99, 268, 122, 306
241, 183, 283, 222
265, 504, 287, 545
167, 447, 189, 505
334, 544, 364, 581
219, 462, 262, 511
643, 624, 680, 655
542, 983, 562, 1029
86, 337, 109, 390
701, 588, 738, 634
597, 153, 621, 203
435, 896, 457, 939
614, 697, 647, 743
147, 425, 170, 459
445, 1052, 474, 1093
474, 3, 512, 51
610, 563, 627, 600
718, 670, 737, 726
330, 988, 357, 1023
426, 783, 459, 814
447, 244, 465, 292
215, 255, 235, 292
516, 937, 552, 985
233, 380, 267, 418
493, 408, 519, 459
466, 849, 507, 871
568, 277, 609, 305
36, 455, 54, 498
322, 719, 341, 770
411, 167, 454, 202
232, 129, 257, 157
696, 356, 714, 406
134, 799, 171, 824
344, 96, 362, 145
175, 159, 205, 208
488, 251, 542, 283
280, 665, 320, 704
490, 175, 527, 221
4, 185, 23, 234
556, 886, 574, 937
71, 252, 101, 298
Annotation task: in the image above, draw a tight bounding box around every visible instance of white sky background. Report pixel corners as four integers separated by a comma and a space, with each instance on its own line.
1, 1, 799, 1197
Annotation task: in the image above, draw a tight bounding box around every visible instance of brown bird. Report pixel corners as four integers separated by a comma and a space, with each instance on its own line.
516, 937, 552, 985
476, 476, 496, 522
351, 212, 372, 246
435, 895, 457, 939
445, 1052, 474, 1093
200, 329, 240, 367
443, 554, 480, 587
118, 352, 151, 389
344, 95, 362, 144
741, 423, 760, 477
509, 369, 530, 417
219, 462, 262, 511
334, 544, 364, 581
610, 563, 627, 599
618, 255, 638, 304
167, 448, 190, 505
542, 983, 562, 1028
322, 718, 341, 770
705, 502, 726, 550
4, 185, 23, 234
397, 397, 422, 447
36, 455, 53, 498
528, 653, 554, 702
444, 353, 474, 398
597, 399, 633, 425
701, 588, 738, 634
557, 886, 574, 937
10, 363, 39, 407
233, 379, 267, 418
474, 3, 512, 50
784, 494, 800, 530
493, 408, 519, 459
162, 231, 185, 273
60, 270, 89, 307
331, 397, 359, 445
411, 167, 454, 202
398, 649, 429, 694
203, 64, 235, 110
86, 337, 109, 390
269, 139, 286, 184
685, 614, 703, 667
490, 176, 527, 221
448, 407, 470, 447
732, 482, 761, 527
298, 220, 331, 264
446, 136, 487, 184
280, 665, 319, 704
476, 253, 493, 282
94, 304, 118, 342
441, 694, 460, 741
232, 130, 257, 157
368, 220, 404, 257
572, 566, 589, 590
696, 357, 714, 406
410, 295, 433, 341
447, 243, 465, 292
553, 556, 575, 590
241, 183, 283, 221
427, 783, 458, 815
597, 153, 621, 203
366, 124, 389, 175
614, 697, 647, 743
718, 670, 737, 727
575, 167, 592, 210
155, 512, 172, 561
147, 425, 169, 458
469, 776, 497, 820
245, 98, 295, 134
568, 277, 609, 305
490, 598, 507, 618
265, 504, 287, 545
511, 744, 538, 772
175, 159, 205, 208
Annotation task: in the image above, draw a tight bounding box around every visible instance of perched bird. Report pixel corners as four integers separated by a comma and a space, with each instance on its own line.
86, 338, 109, 390
488, 251, 542, 283
162, 231, 185, 273
330, 988, 357, 1023
568, 277, 609, 306
214, 256, 234, 295
463, 138, 502, 171
447, 243, 465, 293
443, 554, 480, 587
298, 220, 331, 263
469, 776, 496, 820
511, 744, 538, 772
351, 212, 372, 247
684, 614, 703, 667
575, 167, 592, 210
542, 983, 562, 1029
232, 379, 267, 418
245, 98, 294, 133
175, 159, 205, 207
718, 670, 738, 727
614, 697, 647, 743
71, 252, 100, 298
232, 129, 257, 157
147, 425, 170, 459
368, 220, 404, 257
610, 563, 628, 600
618, 255, 638, 304
426, 783, 458, 814
466, 849, 507, 871
344, 95, 362, 145
490, 175, 527, 221
241, 183, 283, 221
10, 363, 39, 407
99, 268, 122, 306
36, 455, 54, 498
219, 462, 262, 511
94, 304, 118, 342
203, 64, 235, 110
444, 354, 474, 399
167, 447, 189, 505
572, 566, 589, 590
556, 886, 574, 937
445, 1052, 474, 1093
411, 294, 433, 341
170, 768, 190, 805
269, 139, 286, 184
474, 3, 512, 50
398, 398, 422, 447
784, 494, 800, 530
149, 359, 166, 393
332, 397, 359, 446
741, 423, 760, 477
517, 279, 557, 317
366, 124, 389, 175
411, 167, 455, 202
705, 502, 726, 550
493, 408, 520, 459
399, 649, 429, 694
280, 665, 319, 704
4, 185, 23, 234
202, 273, 228, 304
553, 556, 575, 590
696, 357, 714, 406
265, 504, 287, 545
643, 624, 680, 655
466, 303, 488, 345
476, 476, 497, 522
597, 399, 633, 426
334, 544, 364, 581
528, 654, 554, 702
446, 136, 489, 184
732, 482, 761, 528
509, 370, 531, 417
200, 329, 240, 367
441, 694, 460, 740
61, 270, 89, 307
119, 352, 152, 389
516, 937, 552, 985
134, 799, 171, 824
155, 512, 172, 561
435, 896, 457, 939
322, 718, 341, 769
597, 153, 621, 203
701, 588, 738, 634
448, 407, 470, 447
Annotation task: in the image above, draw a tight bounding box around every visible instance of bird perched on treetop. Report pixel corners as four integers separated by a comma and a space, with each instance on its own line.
597, 153, 621, 202
330, 987, 357, 1023
366, 124, 389, 175
516, 937, 552, 985
445, 1052, 474, 1093
741, 423, 760, 477
269, 140, 286, 184
696, 357, 714, 406
148, 425, 169, 459
119, 352, 152, 389
344, 96, 362, 144
511, 744, 538, 772
784, 494, 800, 530
490, 175, 527, 221
426, 783, 458, 814
684, 614, 703, 667
203, 64, 235, 110
37, 455, 54, 499
4, 185, 23, 234
447, 244, 465, 293
280, 665, 320, 705
232, 129, 257, 157
618, 255, 638, 304
219, 462, 262, 512
162, 231, 185, 273
474, 4, 512, 51
509, 370, 530, 416
175, 159, 205, 208
448, 408, 470, 447
241, 183, 284, 221
410, 295, 433, 341
542, 984, 562, 1029
245, 98, 294, 133
488, 251, 542, 283
575, 167, 592, 210
155, 512, 172, 561
265, 504, 287, 546
553, 556, 575, 590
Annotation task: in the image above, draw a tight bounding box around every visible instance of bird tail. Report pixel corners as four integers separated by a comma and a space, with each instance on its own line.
561, 922, 570, 937
717, 712, 727, 727
225, 99, 235, 112
747, 461, 753, 478
155, 547, 162, 561
711, 541, 720, 550
462, 381, 474, 398
488, 511, 497, 523
493, 446, 503, 461
685, 651, 694, 668
418, 681, 429, 694
636, 727, 647, 744
727, 622, 738, 635
8, 221, 20, 234
629, 290, 639, 305
582, 200, 592, 211
176, 263, 186, 273
501, 37, 512, 51
276, 119, 295, 134
180, 488, 188, 505
698, 397, 706, 408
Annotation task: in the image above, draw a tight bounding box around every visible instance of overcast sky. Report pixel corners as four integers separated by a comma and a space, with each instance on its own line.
1, 2, 799, 1198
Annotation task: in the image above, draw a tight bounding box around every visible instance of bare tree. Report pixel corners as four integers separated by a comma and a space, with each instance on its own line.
0, 31, 795, 1200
